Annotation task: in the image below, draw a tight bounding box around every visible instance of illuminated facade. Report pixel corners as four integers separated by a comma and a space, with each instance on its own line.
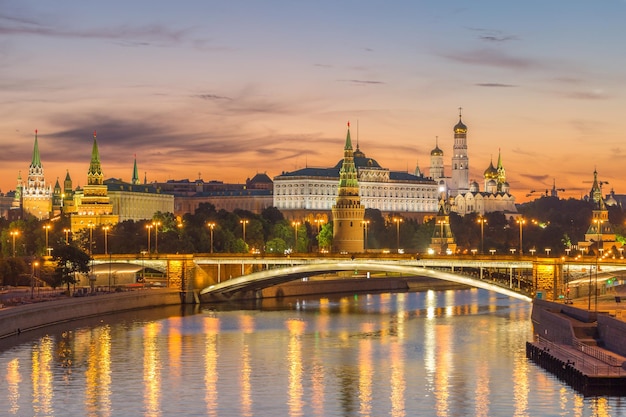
331, 124, 365, 253
70, 132, 119, 232
430, 112, 517, 217
274, 138, 438, 220
22, 131, 52, 219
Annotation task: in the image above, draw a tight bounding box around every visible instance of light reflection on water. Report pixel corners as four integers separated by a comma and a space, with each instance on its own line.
0, 288, 625, 416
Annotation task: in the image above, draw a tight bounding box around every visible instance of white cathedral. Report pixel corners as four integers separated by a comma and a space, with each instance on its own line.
429, 110, 518, 217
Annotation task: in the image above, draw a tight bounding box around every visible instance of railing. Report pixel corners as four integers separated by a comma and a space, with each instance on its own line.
536, 336, 625, 376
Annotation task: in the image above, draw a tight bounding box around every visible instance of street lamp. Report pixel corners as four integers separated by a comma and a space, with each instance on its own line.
436, 219, 447, 254
477, 216, 487, 254
516, 218, 526, 255
393, 217, 403, 253
545, 248, 551, 257
145, 224, 153, 254
240, 219, 248, 244
87, 223, 96, 255
314, 218, 325, 234
102, 225, 110, 255
43, 224, 51, 256
152, 221, 161, 253
292, 221, 300, 252
594, 219, 604, 257
207, 222, 215, 253
361, 220, 370, 250
10, 230, 19, 257
31, 261, 39, 299
63, 228, 71, 245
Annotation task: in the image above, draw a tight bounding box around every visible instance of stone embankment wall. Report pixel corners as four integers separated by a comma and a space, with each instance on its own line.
0, 289, 181, 339
597, 315, 626, 357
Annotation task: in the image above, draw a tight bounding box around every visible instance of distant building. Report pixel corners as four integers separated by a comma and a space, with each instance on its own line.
155, 173, 273, 217
430, 111, 517, 217
273, 134, 438, 221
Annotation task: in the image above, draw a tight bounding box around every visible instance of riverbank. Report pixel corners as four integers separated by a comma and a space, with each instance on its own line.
527, 298, 626, 395
0, 288, 181, 339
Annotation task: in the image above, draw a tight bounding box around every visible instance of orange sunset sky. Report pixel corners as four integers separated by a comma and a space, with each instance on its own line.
2, 1, 625, 203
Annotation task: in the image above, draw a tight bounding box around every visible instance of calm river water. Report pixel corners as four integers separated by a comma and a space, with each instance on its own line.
1, 288, 625, 417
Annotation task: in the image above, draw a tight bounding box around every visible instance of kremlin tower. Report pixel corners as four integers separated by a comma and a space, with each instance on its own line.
331, 123, 365, 253
22, 130, 52, 219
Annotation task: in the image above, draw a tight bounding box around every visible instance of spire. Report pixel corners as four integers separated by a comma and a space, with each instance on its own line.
496, 148, 503, 169
88, 130, 103, 186
31, 129, 42, 168
132, 154, 140, 185
345, 121, 353, 151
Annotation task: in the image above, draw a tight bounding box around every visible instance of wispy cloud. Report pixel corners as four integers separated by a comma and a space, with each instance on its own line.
475, 83, 517, 88
0, 11, 192, 47
442, 48, 535, 70
338, 79, 385, 85
468, 27, 519, 43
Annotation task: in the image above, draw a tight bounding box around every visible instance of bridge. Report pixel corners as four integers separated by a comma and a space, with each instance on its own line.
84, 253, 626, 303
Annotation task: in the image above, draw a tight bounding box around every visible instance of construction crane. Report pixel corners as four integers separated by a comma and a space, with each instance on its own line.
526, 179, 565, 198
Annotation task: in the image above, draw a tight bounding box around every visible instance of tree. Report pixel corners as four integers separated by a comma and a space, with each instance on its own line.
51, 243, 91, 293
317, 222, 333, 252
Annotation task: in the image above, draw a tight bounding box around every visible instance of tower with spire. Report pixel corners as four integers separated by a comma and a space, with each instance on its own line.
22, 130, 53, 219
70, 131, 118, 233
429, 137, 444, 181
332, 123, 365, 253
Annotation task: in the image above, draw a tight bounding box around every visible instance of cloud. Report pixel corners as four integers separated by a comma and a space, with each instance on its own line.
0, 10, 192, 47
475, 83, 517, 88
441, 48, 535, 70
468, 28, 519, 43
559, 90, 609, 100
193, 94, 233, 101
338, 79, 385, 85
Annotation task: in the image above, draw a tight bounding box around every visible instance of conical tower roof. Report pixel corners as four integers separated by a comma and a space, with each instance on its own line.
31, 130, 42, 168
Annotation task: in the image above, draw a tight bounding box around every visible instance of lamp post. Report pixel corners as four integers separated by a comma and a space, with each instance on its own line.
87, 223, 95, 256
292, 221, 300, 252
102, 225, 110, 255
314, 218, 325, 234
31, 261, 39, 299
43, 224, 51, 256
146, 224, 153, 254
393, 217, 403, 253
207, 222, 215, 253
10, 230, 19, 257
240, 219, 248, 244
436, 219, 447, 254
594, 219, 604, 257
516, 218, 525, 255
361, 220, 370, 250
63, 228, 71, 245
152, 221, 161, 253
477, 216, 487, 254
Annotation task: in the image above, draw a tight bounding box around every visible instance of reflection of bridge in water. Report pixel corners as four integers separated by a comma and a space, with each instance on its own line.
88, 254, 626, 303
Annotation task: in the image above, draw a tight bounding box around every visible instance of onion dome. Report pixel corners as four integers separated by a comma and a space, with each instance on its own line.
430, 144, 443, 156
469, 180, 479, 193
484, 160, 498, 179
454, 110, 467, 134
430, 137, 443, 156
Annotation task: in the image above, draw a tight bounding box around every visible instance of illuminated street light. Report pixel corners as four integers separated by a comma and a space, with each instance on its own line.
393, 217, 403, 253
87, 223, 95, 255
43, 224, 52, 256
314, 218, 325, 233
516, 218, 526, 255
477, 216, 487, 255
31, 261, 39, 299
102, 225, 110, 255
63, 228, 71, 245
152, 221, 161, 253
10, 230, 19, 257
240, 219, 249, 244
207, 222, 216, 253
361, 220, 370, 250
545, 248, 551, 257
292, 221, 300, 252
146, 224, 153, 254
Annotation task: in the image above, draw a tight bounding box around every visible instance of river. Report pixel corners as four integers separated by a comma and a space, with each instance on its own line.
0, 287, 624, 416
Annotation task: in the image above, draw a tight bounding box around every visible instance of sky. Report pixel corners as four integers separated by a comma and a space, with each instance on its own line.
2, 0, 626, 202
